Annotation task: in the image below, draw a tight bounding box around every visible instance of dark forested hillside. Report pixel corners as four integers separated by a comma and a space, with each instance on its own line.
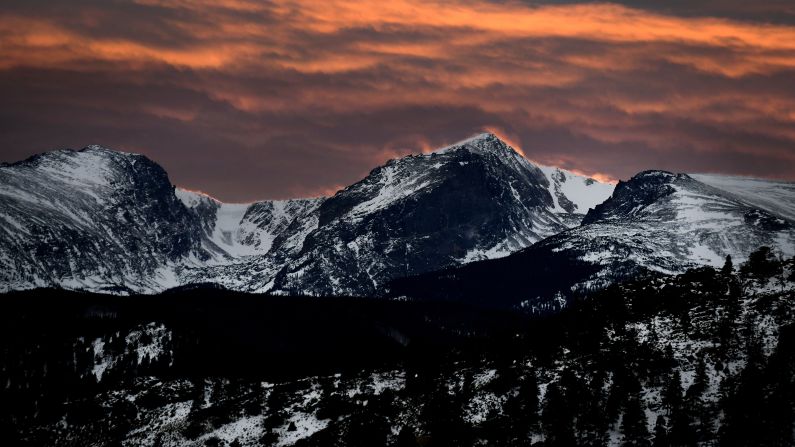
1, 247, 793, 446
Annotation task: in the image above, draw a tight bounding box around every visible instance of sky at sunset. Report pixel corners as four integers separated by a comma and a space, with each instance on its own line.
1, 0, 794, 201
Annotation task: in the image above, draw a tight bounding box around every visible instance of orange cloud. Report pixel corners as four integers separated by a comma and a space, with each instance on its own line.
4, 1, 795, 74
1, 0, 794, 200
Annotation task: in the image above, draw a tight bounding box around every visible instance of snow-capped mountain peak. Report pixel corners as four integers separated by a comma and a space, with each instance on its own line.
0, 146, 208, 293
3, 137, 788, 298
569, 169, 794, 278
430, 132, 615, 216
0, 137, 613, 295
389, 168, 795, 309
189, 134, 615, 295
430, 133, 615, 219
430, 132, 505, 155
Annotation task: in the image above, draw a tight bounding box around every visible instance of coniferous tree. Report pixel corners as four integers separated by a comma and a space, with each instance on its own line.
582, 369, 610, 445
667, 408, 697, 447
760, 326, 795, 446
685, 355, 714, 442
521, 371, 540, 422
660, 371, 683, 416
260, 427, 279, 445
721, 255, 733, 275
502, 371, 540, 443
688, 356, 708, 398
560, 369, 602, 445
719, 327, 795, 446
344, 411, 390, 447
422, 378, 471, 447
396, 426, 420, 447
661, 369, 697, 446
741, 246, 782, 279
663, 344, 676, 369
620, 395, 650, 447
651, 415, 668, 447
242, 381, 264, 417
606, 370, 627, 428
190, 377, 205, 413
541, 383, 575, 446
718, 339, 767, 446
182, 377, 207, 440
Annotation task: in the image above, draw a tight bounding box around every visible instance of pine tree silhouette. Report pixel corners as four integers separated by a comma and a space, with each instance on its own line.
620, 394, 650, 446
651, 415, 668, 447
721, 255, 733, 275
541, 383, 575, 446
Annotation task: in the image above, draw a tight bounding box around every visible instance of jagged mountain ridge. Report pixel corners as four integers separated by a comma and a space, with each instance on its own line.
249, 133, 614, 296
0, 134, 613, 294
180, 133, 614, 295
389, 170, 795, 308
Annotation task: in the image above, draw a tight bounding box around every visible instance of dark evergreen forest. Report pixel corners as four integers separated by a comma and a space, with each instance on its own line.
1, 247, 793, 446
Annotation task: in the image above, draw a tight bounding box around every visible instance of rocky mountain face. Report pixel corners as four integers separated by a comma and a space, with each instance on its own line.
174, 189, 323, 261
572, 171, 793, 279
4, 137, 790, 300
244, 133, 613, 296
0, 134, 613, 295
0, 146, 207, 293
390, 170, 795, 309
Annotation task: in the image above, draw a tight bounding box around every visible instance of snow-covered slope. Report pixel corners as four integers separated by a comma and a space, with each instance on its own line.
537, 165, 614, 226
690, 173, 795, 223
240, 133, 615, 296
0, 146, 209, 293
0, 135, 614, 295
6, 137, 790, 299
174, 189, 322, 259
390, 170, 795, 308
560, 171, 794, 285
0, 147, 325, 294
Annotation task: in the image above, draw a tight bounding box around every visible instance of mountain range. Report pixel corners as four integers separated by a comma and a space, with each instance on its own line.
389, 169, 795, 310
1, 133, 793, 304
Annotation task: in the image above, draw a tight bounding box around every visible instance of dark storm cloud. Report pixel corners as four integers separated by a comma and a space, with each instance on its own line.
1, 0, 793, 200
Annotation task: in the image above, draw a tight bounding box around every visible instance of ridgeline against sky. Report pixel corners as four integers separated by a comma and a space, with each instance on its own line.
1, 0, 794, 201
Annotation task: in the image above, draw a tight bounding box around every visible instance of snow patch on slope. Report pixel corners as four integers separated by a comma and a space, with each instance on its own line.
212, 203, 256, 255
174, 188, 217, 209
690, 173, 795, 222
537, 165, 615, 215
346, 163, 434, 219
